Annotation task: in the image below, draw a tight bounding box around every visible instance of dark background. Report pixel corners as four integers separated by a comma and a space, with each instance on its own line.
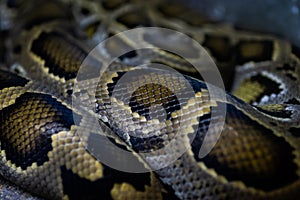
178, 0, 300, 47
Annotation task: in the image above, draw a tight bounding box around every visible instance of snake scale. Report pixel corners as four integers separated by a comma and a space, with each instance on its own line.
0, 0, 300, 199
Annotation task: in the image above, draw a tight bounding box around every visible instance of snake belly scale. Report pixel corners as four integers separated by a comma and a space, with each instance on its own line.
0, 0, 300, 199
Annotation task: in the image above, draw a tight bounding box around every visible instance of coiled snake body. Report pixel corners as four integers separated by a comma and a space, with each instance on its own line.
0, 0, 300, 199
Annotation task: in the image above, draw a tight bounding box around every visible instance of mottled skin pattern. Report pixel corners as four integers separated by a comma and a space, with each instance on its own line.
0, 0, 300, 199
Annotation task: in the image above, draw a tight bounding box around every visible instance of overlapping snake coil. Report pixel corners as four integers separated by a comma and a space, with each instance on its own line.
0, 0, 300, 199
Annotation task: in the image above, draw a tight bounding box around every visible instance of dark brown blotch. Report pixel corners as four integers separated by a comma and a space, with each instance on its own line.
0, 69, 29, 90
0, 92, 75, 169
31, 32, 87, 80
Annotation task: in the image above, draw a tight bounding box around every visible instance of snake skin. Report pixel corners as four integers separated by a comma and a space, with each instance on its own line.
0, 0, 300, 199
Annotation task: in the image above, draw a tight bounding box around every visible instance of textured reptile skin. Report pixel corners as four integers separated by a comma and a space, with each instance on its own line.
0, 0, 300, 199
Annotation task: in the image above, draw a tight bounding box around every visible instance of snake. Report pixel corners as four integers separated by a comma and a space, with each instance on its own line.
0, 0, 300, 199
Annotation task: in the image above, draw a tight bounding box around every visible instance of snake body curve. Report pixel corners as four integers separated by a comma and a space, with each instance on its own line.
0, 0, 300, 199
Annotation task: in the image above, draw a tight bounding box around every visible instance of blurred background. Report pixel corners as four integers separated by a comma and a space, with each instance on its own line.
178, 0, 300, 47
